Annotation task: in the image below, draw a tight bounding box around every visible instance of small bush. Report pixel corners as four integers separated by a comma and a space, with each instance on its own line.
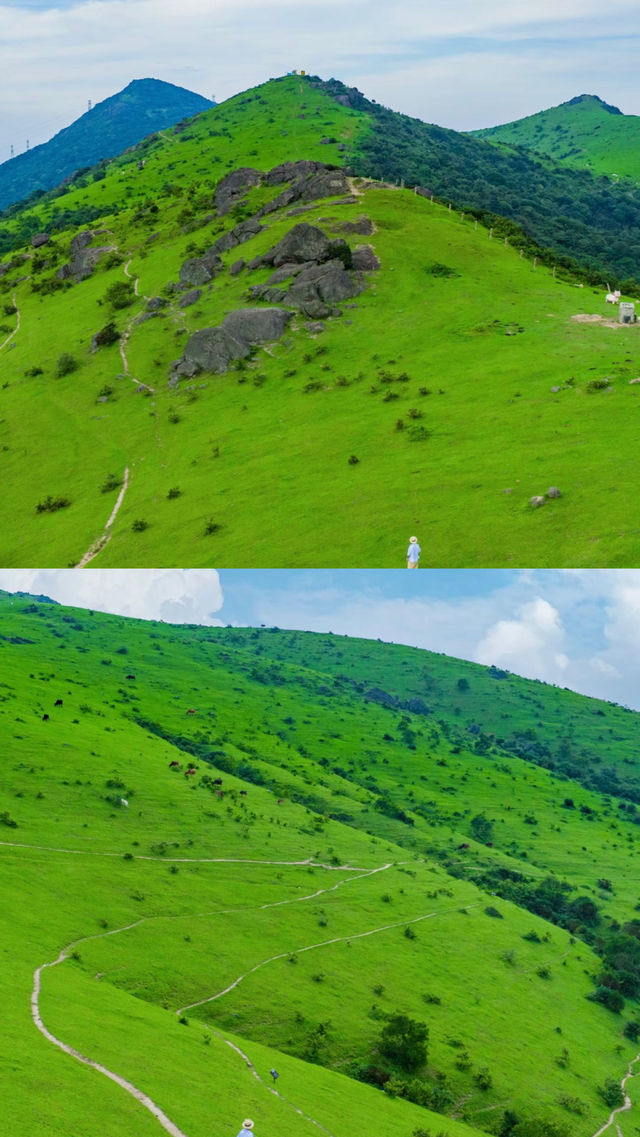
104, 281, 135, 309
131, 519, 148, 532
348, 454, 360, 465
484, 906, 503, 919
204, 519, 221, 535
93, 321, 120, 348
586, 378, 611, 392
24, 366, 44, 377
56, 352, 78, 377
167, 486, 182, 499
36, 495, 71, 514
100, 473, 122, 493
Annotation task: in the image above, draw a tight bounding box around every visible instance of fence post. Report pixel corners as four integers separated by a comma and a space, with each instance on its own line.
489, 228, 493, 239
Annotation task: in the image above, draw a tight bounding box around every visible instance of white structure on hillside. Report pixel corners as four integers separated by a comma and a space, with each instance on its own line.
619, 302, 636, 324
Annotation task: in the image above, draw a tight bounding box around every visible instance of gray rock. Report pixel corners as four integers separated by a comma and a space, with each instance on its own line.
171, 307, 292, 381
298, 169, 350, 202
546, 486, 562, 499
221, 307, 292, 344
70, 231, 93, 255
56, 264, 72, 281
339, 216, 374, 235
266, 262, 307, 284
247, 255, 266, 271
31, 232, 50, 248
211, 216, 264, 254
550, 386, 561, 393
146, 296, 167, 311
306, 321, 326, 334
229, 259, 245, 276
288, 260, 363, 309
351, 244, 380, 272
529, 496, 546, 508
266, 223, 333, 266
629, 378, 640, 385
215, 167, 262, 215
179, 250, 222, 287
178, 289, 202, 308
264, 160, 325, 186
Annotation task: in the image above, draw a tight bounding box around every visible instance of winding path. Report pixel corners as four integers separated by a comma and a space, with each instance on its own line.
74, 466, 130, 568
0, 292, 20, 351
591, 1056, 640, 1137
29, 855, 389, 1137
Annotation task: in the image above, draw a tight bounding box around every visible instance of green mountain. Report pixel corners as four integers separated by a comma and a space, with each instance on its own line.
0, 78, 213, 210
2, 589, 640, 1137
471, 94, 640, 183
3, 74, 640, 569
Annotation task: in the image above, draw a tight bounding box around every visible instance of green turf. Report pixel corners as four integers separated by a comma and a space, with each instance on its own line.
2, 591, 640, 1136
2, 80, 640, 566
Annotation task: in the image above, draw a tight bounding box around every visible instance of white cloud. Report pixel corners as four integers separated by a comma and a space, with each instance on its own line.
475, 597, 569, 681
0, 569, 224, 623
2, 0, 640, 150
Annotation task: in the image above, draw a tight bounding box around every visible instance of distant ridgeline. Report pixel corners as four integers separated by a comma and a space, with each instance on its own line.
310, 78, 640, 289
0, 78, 213, 211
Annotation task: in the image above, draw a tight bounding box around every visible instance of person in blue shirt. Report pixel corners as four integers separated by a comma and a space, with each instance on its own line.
237, 1122, 254, 1137
407, 535, 421, 568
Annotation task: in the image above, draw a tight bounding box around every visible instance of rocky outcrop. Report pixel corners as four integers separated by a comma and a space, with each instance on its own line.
57, 230, 116, 281
247, 224, 365, 318
170, 307, 292, 383
31, 233, 50, 248
179, 249, 222, 287
351, 244, 380, 272
178, 288, 202, 308
215, 167, 262, 215
210, 216, 264, 255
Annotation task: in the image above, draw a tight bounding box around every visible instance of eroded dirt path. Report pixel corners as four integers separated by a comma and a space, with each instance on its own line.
591, 1056, 640, 1136
74, 466, 130, 567
28, 855, 384, 1137
0, 292, 20, 351
32, 923, 190, 1137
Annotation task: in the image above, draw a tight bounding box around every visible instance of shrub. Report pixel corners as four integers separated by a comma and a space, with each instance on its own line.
204, 519, 221, 535
36, 495, 71, 514
348, 454, 360, 465
586, 378, 611, 392
623, 1019, 640, 1041
104, 281, 135, 309
93, 321, 120, 348
598, 1078, 624, 1108
131, 519, 148, 532
56, 352, 78, 377
167, 486, 181, 499
485, 906, 503, 919
100, 473, 122, 493
97, 384, 115, 400
379, 1013, 428, 1072
24, 366, 43, 377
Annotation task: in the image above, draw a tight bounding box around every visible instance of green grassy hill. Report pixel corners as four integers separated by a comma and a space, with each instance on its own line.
2, 590, 640, 1137
472, 94, 640, 183
2, 77, 640, 567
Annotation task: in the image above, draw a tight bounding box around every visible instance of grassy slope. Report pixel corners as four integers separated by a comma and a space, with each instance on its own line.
2, 593, 640, 1136
473, 95, 640, 183
3, 78, 640, 566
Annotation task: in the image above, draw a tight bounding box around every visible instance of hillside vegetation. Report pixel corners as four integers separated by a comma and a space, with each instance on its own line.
2, 590, 640, 1137
2, 76, 640, 567
472, 95, 640, 184
0, 78, 213, 211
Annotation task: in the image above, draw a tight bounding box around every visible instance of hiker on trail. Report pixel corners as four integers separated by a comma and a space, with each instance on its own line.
236, 1121, 255, 1137
407, 535, 421, 568
270, 1068, 279, 1083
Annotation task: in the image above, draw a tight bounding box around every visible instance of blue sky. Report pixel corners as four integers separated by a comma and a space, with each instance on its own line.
3, 1, 640, 158
1, 569, 640, 711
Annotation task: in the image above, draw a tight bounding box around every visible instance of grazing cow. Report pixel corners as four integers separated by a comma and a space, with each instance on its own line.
240, 790, 247, 796
54, 699, 63, 706
125, 674, 136, 680
277, 798, 285, 805
186, 708, 197, 715
169, 761, 180, 768
42, 713, 49, 721
213, 778, 223, 785
185, 768, 197, 777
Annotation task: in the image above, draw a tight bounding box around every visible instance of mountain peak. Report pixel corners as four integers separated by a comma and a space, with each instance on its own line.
564, 94, 622, 115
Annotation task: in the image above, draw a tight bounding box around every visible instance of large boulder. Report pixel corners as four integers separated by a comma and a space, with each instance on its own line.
31, 232, 50, 248
170, 307, 292, 382
215, 167, 262, 215
211, 216, 264, 255
178, 289, 202, 309
264, 223, 333, 267
179, 249, 222, 287
221, 307, 292, 343
286, 260, 364, 316
351, 244, 380, 272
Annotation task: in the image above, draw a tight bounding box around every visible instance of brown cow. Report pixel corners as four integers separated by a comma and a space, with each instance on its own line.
169, 761, 180, 768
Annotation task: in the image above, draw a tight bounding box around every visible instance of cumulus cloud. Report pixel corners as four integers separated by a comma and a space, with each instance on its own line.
0, 569, 224, 624
2, 0, 640, 151
475, 597, 569, 680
